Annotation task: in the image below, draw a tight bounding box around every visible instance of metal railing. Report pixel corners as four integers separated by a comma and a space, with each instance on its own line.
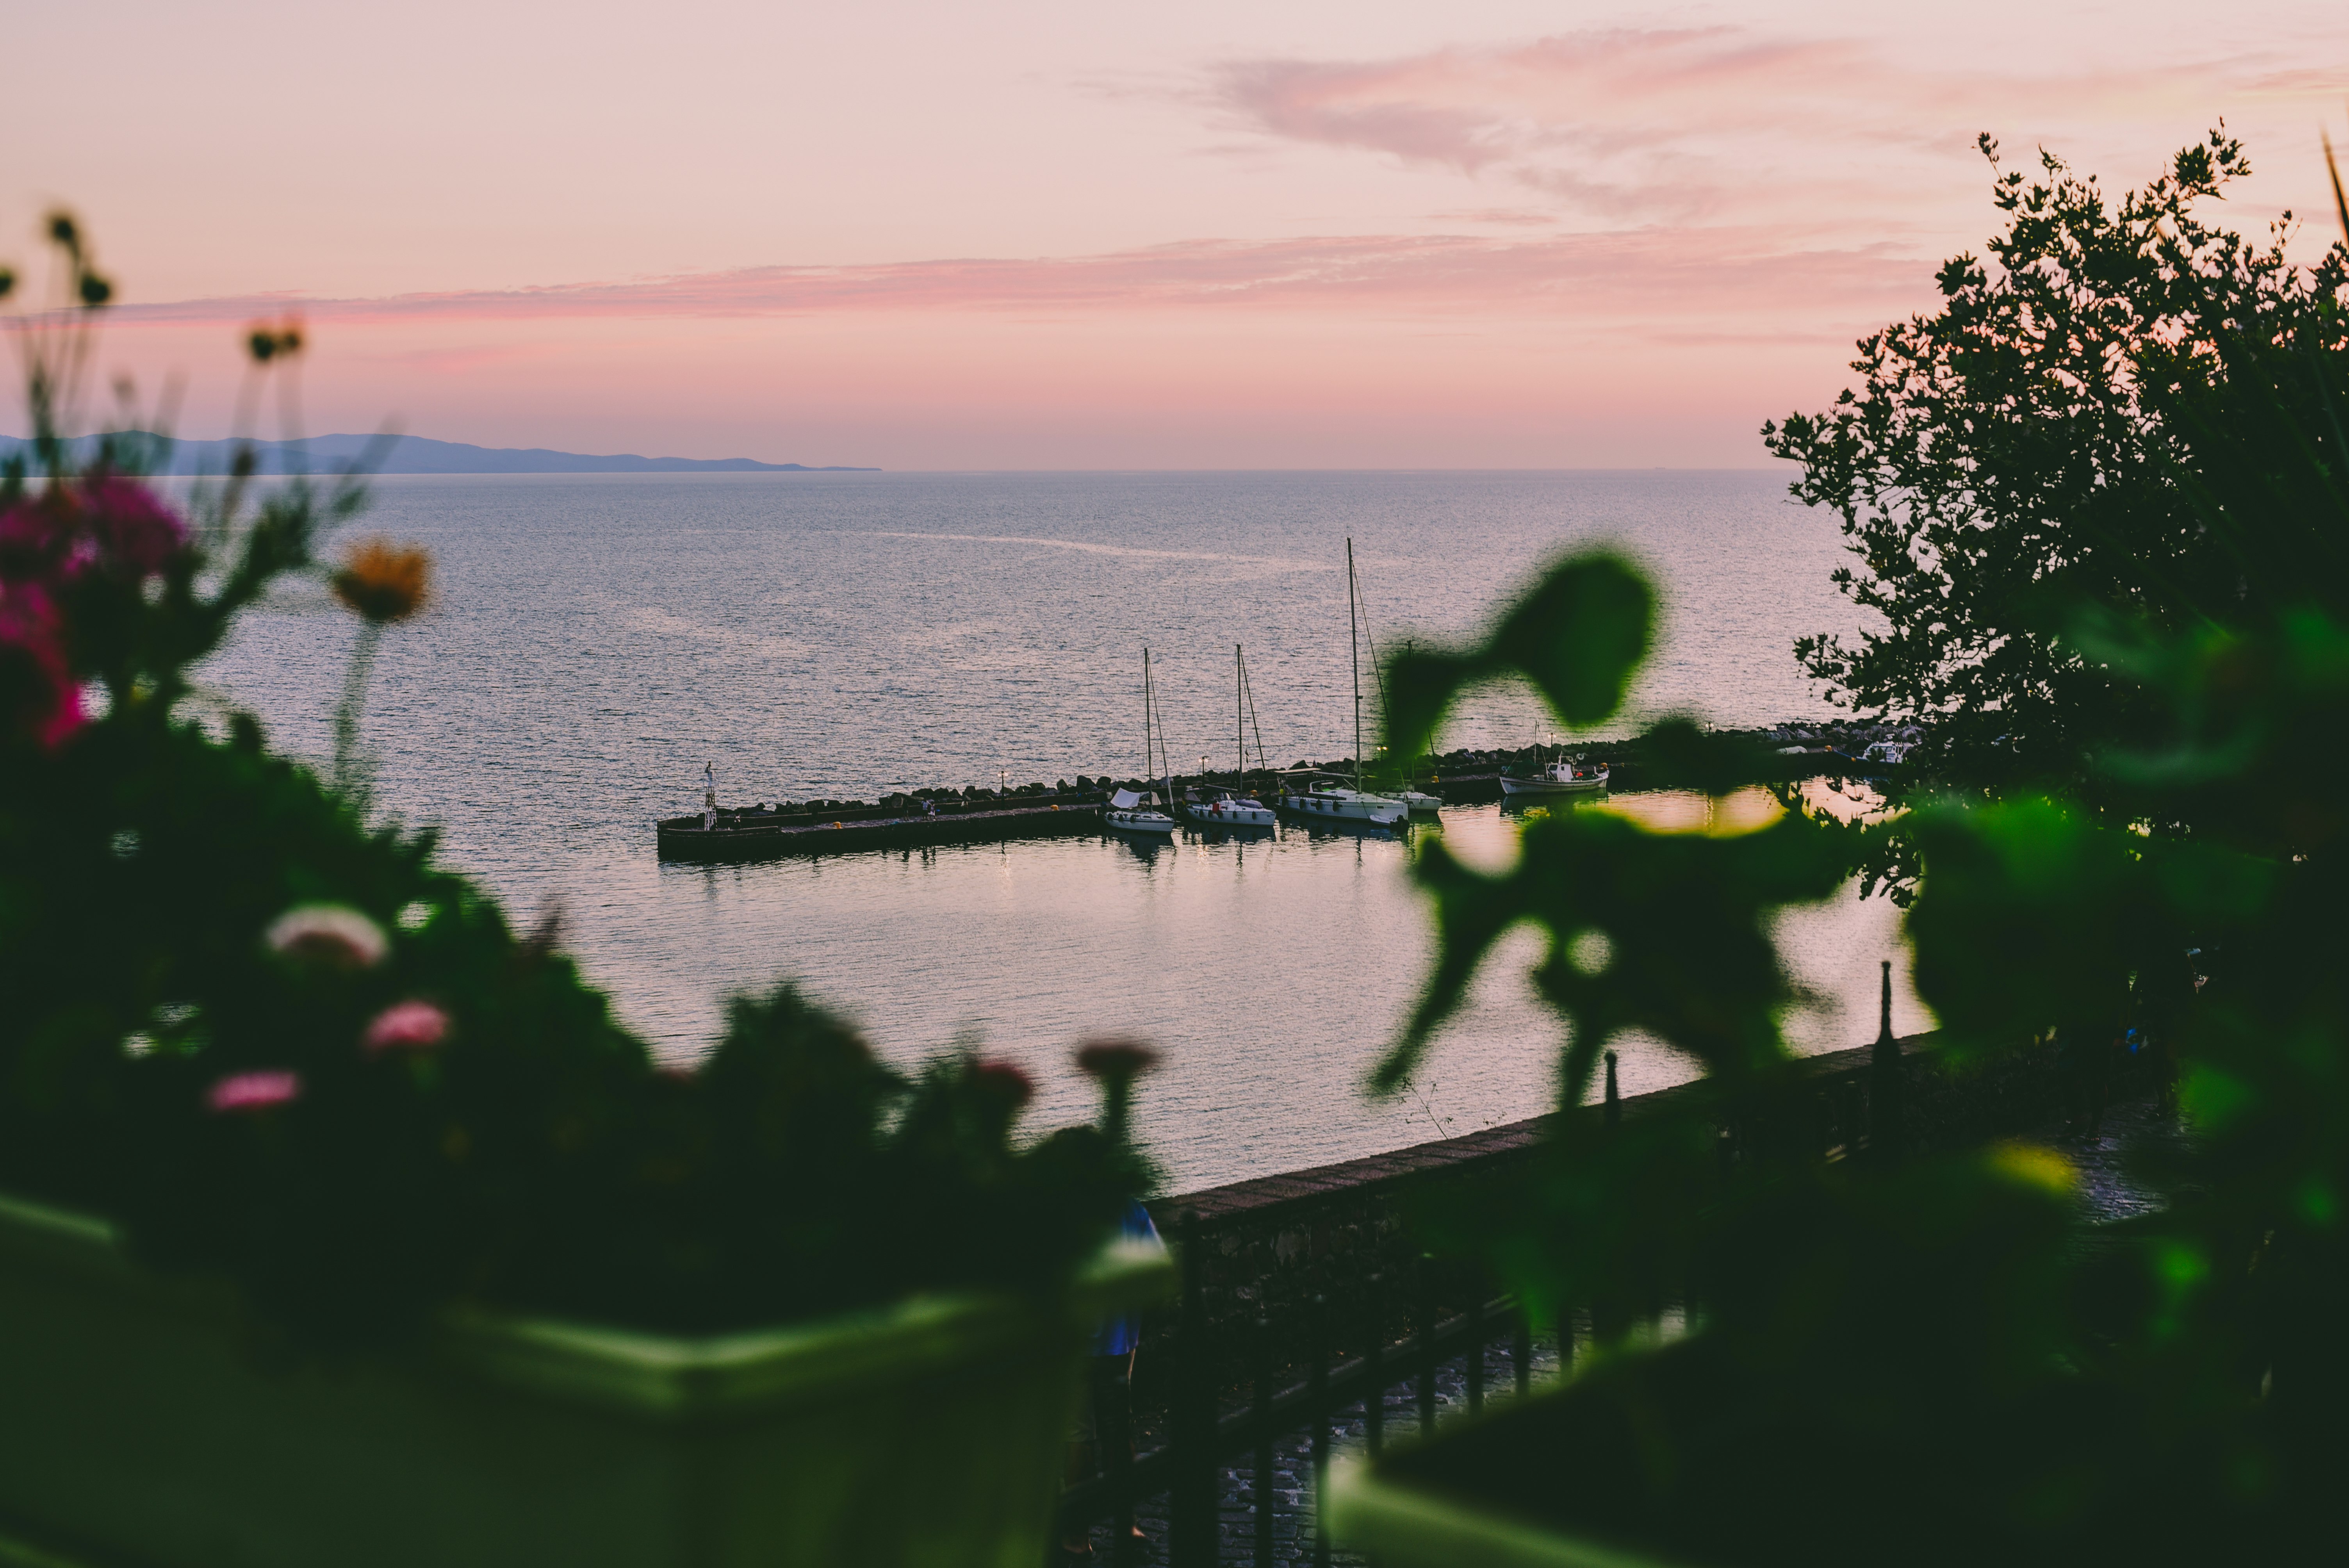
1056, 1227, 1560, 1567
1052, 1026, 1927, 1566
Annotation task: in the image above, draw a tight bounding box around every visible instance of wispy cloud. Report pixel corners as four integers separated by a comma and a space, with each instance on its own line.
114, 227, 1923, 340
1204, 28, 2336, 222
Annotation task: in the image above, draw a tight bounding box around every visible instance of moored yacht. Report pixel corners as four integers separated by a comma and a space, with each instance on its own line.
1107, 648, 1180, 834
1184, 786, 1276, 828
1280, 775, 1408, 825
1103, 787, 1178, 834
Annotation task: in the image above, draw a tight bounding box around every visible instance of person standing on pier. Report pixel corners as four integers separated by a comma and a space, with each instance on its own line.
700, 761, 716, 831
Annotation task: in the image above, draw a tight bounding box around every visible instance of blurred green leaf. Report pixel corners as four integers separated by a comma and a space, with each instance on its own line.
1488, 553, 1653, 731
1382, 644, 1482, 777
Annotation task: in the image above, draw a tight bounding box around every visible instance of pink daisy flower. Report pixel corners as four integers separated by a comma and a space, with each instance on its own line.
362, 1000, 451, 1054
206, 1070, 302, 1113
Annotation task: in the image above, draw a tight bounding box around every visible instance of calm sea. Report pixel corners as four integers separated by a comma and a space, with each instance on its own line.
196, 470, 1927, 1190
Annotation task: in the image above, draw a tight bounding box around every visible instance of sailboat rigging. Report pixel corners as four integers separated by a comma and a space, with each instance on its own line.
1346, 546, 1443, 817
1105, 648, 1177, 834
1279, 540, 1407, 827
1183, 645, 1276, 828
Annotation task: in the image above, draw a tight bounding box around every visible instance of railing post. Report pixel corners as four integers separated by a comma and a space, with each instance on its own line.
1363, 1272, 1386, 1458
1512, 1304, 1533, 1397
1309, 1294, 1332, 1568
1415, 1255, 1438, 1437
1603, 1049, 1621, 1130
1253, 1315, 1276, 1568
1465, 1285, 1487, 1417
1169, 1210, 1214, 1568
1104, 1347, 1139, 1566
1870, 958, 1905, 1164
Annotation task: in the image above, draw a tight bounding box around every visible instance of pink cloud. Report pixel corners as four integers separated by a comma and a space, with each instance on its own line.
112, 228, 1924, 339
1204, 28, 2338, 222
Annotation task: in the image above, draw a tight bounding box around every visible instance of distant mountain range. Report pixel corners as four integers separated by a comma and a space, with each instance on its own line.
0, 432, 877, 475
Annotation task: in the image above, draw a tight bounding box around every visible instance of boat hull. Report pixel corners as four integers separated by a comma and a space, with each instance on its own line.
1497, 774, 1608, 798
1280, 793, 1407, 827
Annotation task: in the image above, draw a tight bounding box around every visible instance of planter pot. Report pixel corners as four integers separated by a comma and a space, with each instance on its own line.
0, 1190, 1171, 1568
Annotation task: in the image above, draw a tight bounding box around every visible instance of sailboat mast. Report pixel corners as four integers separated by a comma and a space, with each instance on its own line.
1346, 538, 1362, 791
1235, 644, 1244, 783
1142, 647, 1155, 788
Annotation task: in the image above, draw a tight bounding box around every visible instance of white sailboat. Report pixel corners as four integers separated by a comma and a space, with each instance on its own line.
1280, 775, 1408, 825
1104, 787, 1177, 833
1187, 787, 1275, 827
1280, 540, 1408, 827
1106, 649, 1179, 834
1182, 644, 1277, 828
1347, 546, 1442, 816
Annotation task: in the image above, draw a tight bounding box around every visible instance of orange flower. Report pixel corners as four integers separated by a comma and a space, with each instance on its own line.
331, 538, 431, 624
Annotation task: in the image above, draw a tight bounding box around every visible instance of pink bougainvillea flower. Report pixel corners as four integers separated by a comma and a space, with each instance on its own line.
265, 904, 389, 969
0, 587, 82, 749
362, 999, 451, 1054
206, 1069, 302, 1113
80, 477, 186, 578
0, 499, 67, 581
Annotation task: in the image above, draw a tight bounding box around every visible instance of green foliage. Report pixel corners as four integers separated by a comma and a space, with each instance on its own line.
1764, 128, 2349, 807
1388, 131, 2349, 1557
0, 246, 1146, 1342
1383, 552, 1651, 778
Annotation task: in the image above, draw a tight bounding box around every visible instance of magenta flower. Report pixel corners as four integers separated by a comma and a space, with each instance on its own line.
0, 587, 82, 749
0, 499, 66, 580
1074, 1036, 1158, 1146
81, 478, 186, 578
206, 1069, 302, 1113
266, 904, 389, 969
362, 1000, 451, 1054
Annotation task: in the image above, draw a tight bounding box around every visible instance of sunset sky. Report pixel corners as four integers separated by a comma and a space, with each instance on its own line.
8, 1, 2345, 467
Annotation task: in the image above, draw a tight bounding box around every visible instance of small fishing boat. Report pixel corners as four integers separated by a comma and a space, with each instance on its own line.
1280, 775, 1408, 825
1498, 755, 1611, 798
1103, 787, 1177, 834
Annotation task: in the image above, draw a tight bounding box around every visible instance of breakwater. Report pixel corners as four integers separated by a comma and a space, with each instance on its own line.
655, 719, 1920, 859
655, 791, 1102, 860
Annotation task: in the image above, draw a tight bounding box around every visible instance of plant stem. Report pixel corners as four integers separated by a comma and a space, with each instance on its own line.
333, 620, 383, 804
